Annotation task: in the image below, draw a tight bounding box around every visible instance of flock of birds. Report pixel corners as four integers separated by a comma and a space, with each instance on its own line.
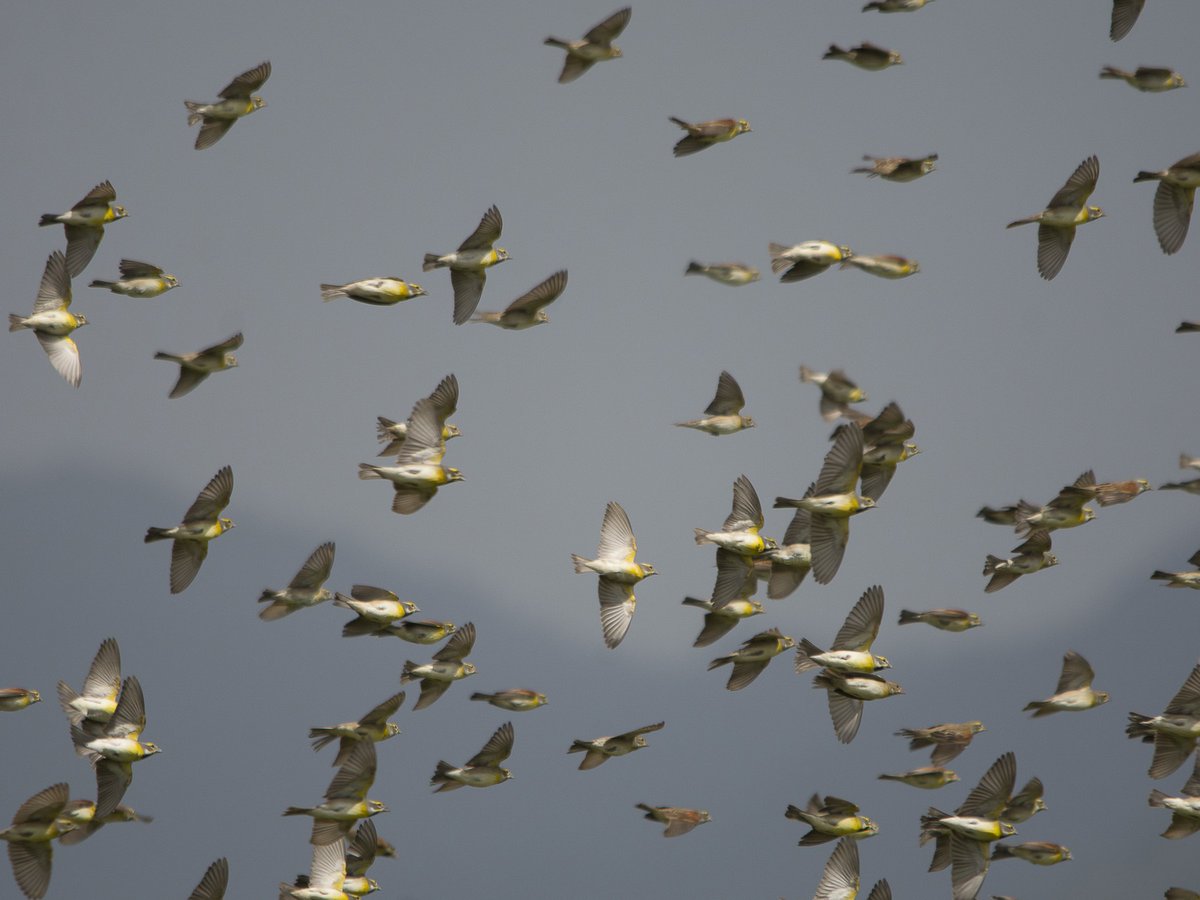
3, 0, 1200, 898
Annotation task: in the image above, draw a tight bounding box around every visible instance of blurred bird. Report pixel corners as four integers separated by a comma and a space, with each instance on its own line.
798, 366, 868, 421
55, 800, 151, 846
983, 530, 1058, 593
423, 206, 509, 324
785, 794, 878, 845
376, 415, 461, 457
681, 593, 764, 648
795, 585, 889, 675
335, 585, 420, 637
1127, 661, 1200, 779
764, 507, 812, 599
309, 692, 405, 767
898, 609, 982, 632
1013, 471, 1097, 534
9, 251, 85, 387
1089, 477, 1152, 506
1110, 0, 1145, 41
809, 838, 859, 899
864, 0, 931, 10
367, 619, 456, 644
813, 669, 904, 744
991, 841, 1071, 864
709, 627, 795, 691
1179, 322, 1200, 333
1100, 65, 1185, 91
188, 857, 228, 900
89, 259, 179, 298
572, 501, 656, 648
1, 783, 68, 900
279, 841, 349, 900
854, 401, 919, 501
154, 332, 242, 399
341, 818, 384, 896
1024, 650, 1109, 716
1167, 890, 1200, 900
71, 675, 160, 820
470, 270, 567, 329
431, 722, 514, 791
0, 689, 41, 713
1001, 778, 1047, 823
1181, 454, 1200, 471
469, 689, 548, 712
185, 61, 271, 150
401, 621, 477, 709
38, 181, 127, 277
1134, 152, 1200, 254
852, 154, 937, 181
283, 741, 386, 845
1149, 758, 1200, 839
770, 242, 853, 283
878, 767, 960, 789
823, 42, 903, 69
569, 721, 664, 770
144, 465, 234, 594
897, 721, 986, 767
976, 505, 1020, 526
1159, 478, 1200, 494
684, 261, 760, 285
544, 7, 630, 83
259, 542, 336, 621
695, 475, 775, 555
320, 277, 426, 305
57, 637, 120, 732
676, 371, 756, 435
1151, 548, 1200, 589
635, 804, 710, 838
1006, 155, 1104, 280
668, 117, 751, 157
840, 254, 919, 278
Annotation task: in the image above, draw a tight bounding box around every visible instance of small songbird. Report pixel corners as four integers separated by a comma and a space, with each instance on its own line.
1006, 155, 1104, 280
823, 42, 903, 70
259, 542, 336, 621
320, 277, 426, 305
684, 261, 760, 286
864, 0, 932, 10
57, 637, 121, 732
341, 818, 384, 896
572, 501, 656, 649
144, 465, 234, 594
54, 800, 151, 846
9, 251, 86, 387
681, 593, 764, 648
1159, 478, 1200, 494
694, 475, 775, 556
401, 621, 477, 709
568, 721, 664, 770
1151, 548, 1200, 589
1100, 65, 1186, 92
855, 401, 920, 501
983, 530, 1058, 593
279, 841, 349, 900
992, 840, 1071, 864
38, 181, 127, 277
188, 858, 229, 900
283, 741, 387, 845
70, 676, 161, 820
764, 507, 812, 599
367, 619, 456, 645
1134, 152, 1200, 254
852, 154, 937, 181
1110, 0, 1145, 41
708, 627, 795, 691
309, 691, 406, 767
812, 669, 904, 744
785, 794, 878, 845
770, 242, 853, 283
840, 254, 920, 278
431, 722, 514, 791
1149, 758, 1200, 839
1024, 650, 1109, 716
1013, 470, 1097, 534
676, 371, 756, 436
898, 609, 983, 632
878, 766, 960, 789
154, 332, 243, 398
635, 804, 710, 838
809, 838, 859, 899
976, 505, 1020, 526
185, 61, 271, 150
1127, 661, 1200, 779
89, 259, 179, 298
423, 206, 509, 324
469, 689, 548, 712
1, 783, 69, 900
544, 7, 631, 83
795, 585, 889, 675
897, 721, 986, 767
1088, 477, 1152, 506
470, 270, 567, 329
798, 366, 868, 421
1002, 778, 1047, 823
335, 585, 421, 637
376, 415, 461, 457
0, 688, 40, 713
668, 117, 751, 157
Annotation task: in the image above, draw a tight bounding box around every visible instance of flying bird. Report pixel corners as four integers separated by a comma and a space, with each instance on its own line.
283, 741, 387, 845
1134, 152, 1200, 254
572, 501, 656, 648
9, 251, 86, 387
401, 621, 477, 709
1006, 155, 1104, 280
544, 7, 630, 83
259, 542, 336, 621
470, 270, 567, 329
185, 61, 271, 149
154, 332, 243, 399
144, 465, 234, 594
38, 181, 127, 277
423, 206, 510, 324
668, 117, 751, 157
675, 371, 756, 435
431, 722, 515, 791
89, 259, 179, 298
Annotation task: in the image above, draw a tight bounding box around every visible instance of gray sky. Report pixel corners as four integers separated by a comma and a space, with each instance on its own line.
3, 0, 1200, 897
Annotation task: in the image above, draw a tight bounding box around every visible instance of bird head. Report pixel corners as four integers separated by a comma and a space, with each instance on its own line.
1001, 822, 1018, 837
142, 742, 162, 756
252, 96, 267, 110
447, 468, 465, 483
385, 723, 401, 738
874, 655, 892, 670
75, 314, 90, 327
495, 248, 511, 262
462, 662, 478, 676
164, 275, 180, 287
112, 205, 128, 220
640, 563, 658, 577
736, 119, 752, 134
219, 517, 236, 532
367, 800, 388, 814
1086, 206, 1105, 221
411, 283, 427, 297
224, 353, 238, 368
859, 497, 877, 511
634, 736, 649, 749
402, 601, 420, 615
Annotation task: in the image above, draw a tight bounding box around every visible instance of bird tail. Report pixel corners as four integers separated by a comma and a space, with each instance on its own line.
1023, 700, 1051, 717
876, 773, 902, 782
469, 693, 491, 702
1133, 170, 1162, 183
773, 496, 802, 509
358, 464, 382, 480
38, 214, 59, 227
89, 279, 116, 290
1148, 789, 1168, 808
1126, 712, 1155, 740
990, 844, 1015, 860
56, 681, 83, 723
281, 806, 311, 817
684, 261, 704, 275
793, 638, 824, 673
69, 725, 100, 763
308, 729, 338, 752
144, 527, 172, 543
570, 554, 591, 574
400, 661, 419, 683
707, 655, 732, 671
183, 100, 205, 125
681, 597, 709, 609
822, 45, 848, 60
319, 284, 347, 301
152, 351, 181, 362
8, 314, 28, 332
1012, 500, 1039, 534
897, 609, 920, 625
543, 36, 569, 49
1181, 454, 1199, 468
1150, 571, 1177, 582
1099, 66, 1131, 80
431, 760, 463, 790
668, 116, 691, 130
798, 365, 816, 383
693, 528, 713, 546
982, 554, 1004, 575
376, 416, 399, 440
422, 253, 444, 271
1006, 216, 1038, 228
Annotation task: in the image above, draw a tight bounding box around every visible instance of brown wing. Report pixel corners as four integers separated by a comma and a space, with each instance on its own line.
584, 6, 631, 45
1047, 155, 1099, 209
434, 621, 475, 661
458, 205, 503, 251
184, 465, 234, 523
219, 61, 271, 99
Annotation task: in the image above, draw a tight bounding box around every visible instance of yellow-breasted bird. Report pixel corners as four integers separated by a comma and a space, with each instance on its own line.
545, 7, 630, 84
89, 259, 179, 298
1100, 65, 1185, 92
878, 766, 960, 789
284, 740, 386, 845
991, 841, 1071, 864
71, 675, 161, 820
1002, 777, 1047, 823
185, 61, 271, 150
1023, 650, 1109, 716
1151, 548, 1200, 589
1013, 470, 1097, 534
854, 401, 919, 502
423, 206, 509, 324
1, 783, 69, 900
188, 857, 229, 900
569, 721, 664, 770
852, 154, 937, 181
309, 691, 406, 767
983, 529, 1058, 593
154, 332, 243, 399
898, 608, 982, 632
367, 619, 456, 644
38, 180, 127, 278
668, 117, 751, 157
9, 251, 86, 387
785, 794, 878, 845
897, 721, 986, 767
695, 474, 775, 556
799, 366, 868, 421
335, 585, 421, 637
764, 507, 812, 599
681, 592, 764, 648
635, 804, 710, 838
401, 621, 477, 709
1110, 0, 1145, 41
708, 627, 795, 691
572, 501, 656, 648
770, 242, 853, 283
431, 722, 514, 791
470, 270, 567, 329
795, 584, 890, 675
57, 636, 121, 733
0, 688, 41, 713
376, 415, 461, 457
469, 689, 548, 712
684, 261, 760, 285
1134, 152, 1200, 255
1127, 661, 1200, 779
320, 277, 426, 306
1149, 757, 1200, 838
840, 254, 919, 279
823, 42, 903, 70
55, 799, 151, 846
259, 542, 336, 621
1007, 155, 1104, 280
145, 465, 234, 594
812, 669, 904, 744
676, 371, 756, 436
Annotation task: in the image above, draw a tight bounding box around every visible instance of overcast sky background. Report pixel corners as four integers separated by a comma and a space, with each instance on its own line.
3, 0, 1200, 897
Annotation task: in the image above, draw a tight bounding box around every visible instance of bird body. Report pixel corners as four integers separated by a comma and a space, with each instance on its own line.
823, 42, 903, 69
10, 251, 86, 387
568, 722, 663, 770
545, 7, 630, 83
260, 543, 336, 621
668, 117, 751, 157
840, 254, 919, 278
0, 689, 41, 712
144, 465, 234, 593
89, 260, 178, 297
676, 371, 755, 435
770, 242, 852, 283
431, 722, 514, 791
423, 206, 508, 324
635, 804, 710, 837
38, 181, 127, 277
320, 278, 425, 305
154, 332, 242, 398
185, 61, 271, 149
1006, 155, 1104, 279
852, 154, 936, 181
1100, 65, 1185, 91
684, 261, 759, 285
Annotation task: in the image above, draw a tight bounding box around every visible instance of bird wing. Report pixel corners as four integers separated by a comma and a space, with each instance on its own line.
184, 465, 234, 522
1056, 650, 1095, 693
503, 270, 567, 317
289, 542, 336, 590
597, 501, 637, 561
833, 584, 885, 651
458, 205, 503, 251
170, 539, 209, 594
1035, 222, 1076, 281
219, 60, 271, 99
434, 621, 476, 661
33, 251, 71, 313
705, 370, 746, 416
1048, 155, 1099, 208
724, 474, 764, 531
584, 6, 631, 44
468, 721, 515, 766
816, 424, 864, 494
598, 578, 636, 649
325, 741, 376, 801
187, 858, 230, 900
1153, 181, 1195, 255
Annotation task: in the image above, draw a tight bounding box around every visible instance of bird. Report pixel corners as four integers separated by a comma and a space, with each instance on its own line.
1134, 152, 1200, 254
840, 254, 920, 278
431, 722, 514, 791
852, 154, 937, 181
340, 818, 384, 897
1181, 454, 1200, 471
38, 181, 127, 277
795, 585, 889, 675
154, 332, 243, 398
88, 259, 179, 298
798, 366, 868, 421
568, 722, 664, 770
774, 424, 876, 584
694, 475, 775, 556
423, 206, 509, 324
983, 530, 1058, 593
1023, 650, 1109, 716
366, 619, 456, 645
854, 401, 920, 502
184, 60, 271, 149
56, 637, 121, 733
1012, 470, 1097, 534
0, 689, 41, 713
770, 242, 853, 283
335, 585, 422, 636
187, 857, 229, 900
283, 740, 387, 845
279, 840, 349, 900
991, 840, 1072, 864
1002, 777, 1047, 823
823, 42, 903, 70
144, 465, 234, 594
683, 261, 760, 286
898, 609, 983, 632
812, 669, 905, 744
863, 0, 932, 10
1179, 323, 1200, 333
808, 838, 859, 899
1159, 477, 1200, 494
1127, 661, 1200, 779
401, 621, 477, 709
469, 689, 548, 712
896, 721, 986, 767
1151, 548, 1200, 589
708, 627, 795, 691
1089, 477, 1152, 506
309, 691, 406, 767
70, 675, 161, 820
470, 270, 567, 329
1149, 758, 1200, 839
1, 783, 69, 900
681, 593, 764, 648
764, 507, 812, 599
877, 767, 960, 789
319, 277, 427, 305
634, 804, 710, 838
668, 117, 751, 157
572, 501, 656, 648
1100, 65, 1185, 92
785, 794, 878, 845
259, 542, 336, 621
1110, 0, 1145, 41
359, 374, 463, 514
544, 7, 630, 83
1006, 155, 1104, 280
54, 800, 151, 846
9, 251, 86, 387
976, 505, 1021, 526
675, 371, 756, 435
376, 415, 462, 457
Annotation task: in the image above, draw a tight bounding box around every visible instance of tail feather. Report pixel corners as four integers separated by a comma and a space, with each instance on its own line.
543, 36, 569, 49
422, 253, 444, 272
400, 661, 419, 683
358, 464, 382, 480
144, 527, 171, 543
1151, 571, 1176, 581
1133, 170, 1161, 183
681, 597, 709, 609
9, 313, 27, 332
694, 528, 713, 546
897, 609, 919, 625
1099, 65, 1130, 80
571, 554, 590, 574
1149, 789, 1168, 808
56, 681, 82, 722
89, 280, 115, 289
685, 261, 703, 275
320, 284, 347, 301
982, 554, 1004, 575
38, 214, 59, 227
